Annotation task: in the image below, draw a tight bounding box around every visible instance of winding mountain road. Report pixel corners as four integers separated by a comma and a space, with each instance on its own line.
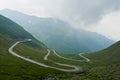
44, 49, 50, 60
8, 39, 80, 72
44, 49, 80, 71
79, 53, 90, 62
52, 50, 90, 62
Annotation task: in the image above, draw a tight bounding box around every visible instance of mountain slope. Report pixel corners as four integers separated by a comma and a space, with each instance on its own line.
84, 41, 120, 65
47, 40, 120, 79
0, 15, 46, 49
0, 9, 114, 54
0, 15, 65, 79
81, 41, 120, 80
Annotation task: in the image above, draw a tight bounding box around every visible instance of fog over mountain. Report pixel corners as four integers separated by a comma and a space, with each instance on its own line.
0, 0, 120, 41
0, 9, 114, 54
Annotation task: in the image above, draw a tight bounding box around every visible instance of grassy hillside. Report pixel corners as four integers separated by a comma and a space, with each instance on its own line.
0, 36, 65, 80
14, 43, 74, 70
81, 41, 120, 80
0, 15, 46, 49
48, 41, 120, 80
0, 15, 67, 79
84, 41, 120, 65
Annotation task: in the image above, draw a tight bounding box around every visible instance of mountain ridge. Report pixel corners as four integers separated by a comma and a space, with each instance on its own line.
0, 15, 46, 49
0, 9, 114, 54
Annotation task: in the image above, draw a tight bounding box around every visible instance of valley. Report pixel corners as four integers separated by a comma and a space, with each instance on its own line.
0, 9, 114, 54
0, 10, 120, 80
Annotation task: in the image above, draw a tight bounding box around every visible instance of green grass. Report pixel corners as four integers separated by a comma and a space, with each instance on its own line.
14, 42, 74, 70
48, 51, 86, 66
81, 42, 120, 80
0, 35, 83, 80
0, 37, 67, 80
56, 52, 85, 60
47, 41, 120, 80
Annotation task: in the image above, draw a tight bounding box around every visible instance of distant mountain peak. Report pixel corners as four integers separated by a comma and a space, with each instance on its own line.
0, 9, 114, 53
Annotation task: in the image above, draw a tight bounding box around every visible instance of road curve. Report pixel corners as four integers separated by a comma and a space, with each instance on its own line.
44, 49, 81, 71
52, 50, 84, 62
55, 62, 80, 71
52, 50, 90, 62
79, 53, 90, 62
44, 49, 50, 60
8, 39, 80, 72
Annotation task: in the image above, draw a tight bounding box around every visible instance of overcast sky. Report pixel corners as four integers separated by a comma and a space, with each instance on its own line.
0, 0, 120, 41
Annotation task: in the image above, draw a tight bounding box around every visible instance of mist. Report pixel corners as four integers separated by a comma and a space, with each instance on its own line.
0, 0, 120, 40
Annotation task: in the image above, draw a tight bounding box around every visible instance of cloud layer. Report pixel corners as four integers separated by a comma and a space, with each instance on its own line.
52, 0, 120, 27
0, 0, 120, 26
0, 0, 120, 40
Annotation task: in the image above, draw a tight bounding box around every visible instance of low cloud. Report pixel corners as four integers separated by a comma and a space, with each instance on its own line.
1, 0, 120, 27
0, 0, 120, 40
50, 0, 120, 27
